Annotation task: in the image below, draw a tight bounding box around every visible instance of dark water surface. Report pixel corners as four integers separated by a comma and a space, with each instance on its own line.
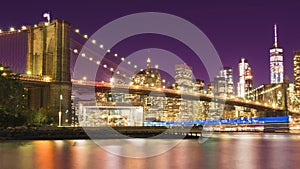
1, 133, 300, 169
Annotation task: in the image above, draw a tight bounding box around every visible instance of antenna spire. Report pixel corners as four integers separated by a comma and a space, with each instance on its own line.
146, 57, 151, 69
274, 24, 278, 48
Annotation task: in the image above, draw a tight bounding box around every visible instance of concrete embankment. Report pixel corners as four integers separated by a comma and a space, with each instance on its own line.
0, 126, 203, 140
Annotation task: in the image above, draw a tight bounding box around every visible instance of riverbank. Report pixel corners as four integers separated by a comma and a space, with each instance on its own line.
0, 126, 293, 140
0, 126, 203, 140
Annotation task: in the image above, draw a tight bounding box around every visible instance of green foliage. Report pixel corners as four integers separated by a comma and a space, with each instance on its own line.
24, 108, 48, 126
0, 64, 28, 126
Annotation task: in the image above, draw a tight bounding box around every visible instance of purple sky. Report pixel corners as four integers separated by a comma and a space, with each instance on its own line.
1, 0, 300, 87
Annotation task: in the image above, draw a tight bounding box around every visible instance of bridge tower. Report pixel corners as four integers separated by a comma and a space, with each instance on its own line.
26, 19, 71, 123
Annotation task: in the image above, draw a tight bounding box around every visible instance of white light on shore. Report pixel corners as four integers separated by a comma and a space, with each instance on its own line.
9, 27, 15, 32
21, 26, 27, 30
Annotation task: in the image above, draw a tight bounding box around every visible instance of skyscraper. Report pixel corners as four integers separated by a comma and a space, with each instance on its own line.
294, 51, 300, 102
175, 64, 193, 93
237, 58, 253, 98
175, 64, 194, 120
244, 66, 253, 94
270, 24, 284, 84
219, 67, 234, 96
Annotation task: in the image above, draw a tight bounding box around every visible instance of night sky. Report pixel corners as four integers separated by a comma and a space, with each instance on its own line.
1, 0, 300, 87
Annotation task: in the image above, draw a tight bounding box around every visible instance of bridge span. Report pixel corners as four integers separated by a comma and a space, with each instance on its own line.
72, 80, 286, 112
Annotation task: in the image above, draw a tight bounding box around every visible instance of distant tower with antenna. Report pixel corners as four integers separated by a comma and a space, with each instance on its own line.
270, 24, 284, 84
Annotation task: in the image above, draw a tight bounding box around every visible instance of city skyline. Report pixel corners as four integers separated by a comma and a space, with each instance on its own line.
0, 0, 300, 88
1, 2, 300, 168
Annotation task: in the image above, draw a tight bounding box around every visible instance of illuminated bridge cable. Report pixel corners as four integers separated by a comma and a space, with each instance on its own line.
70, 40, 134, 79
70, 38, 135, 75
70, 45, 132, 80
71, 28, 158, 72
71, 31, 139, 70
0, 30, 28, 73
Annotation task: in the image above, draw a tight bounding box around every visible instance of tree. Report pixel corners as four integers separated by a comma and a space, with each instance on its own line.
24, 108, 48, 126
0, 64, 28, 126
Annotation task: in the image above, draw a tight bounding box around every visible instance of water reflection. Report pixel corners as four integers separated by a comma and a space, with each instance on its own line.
1, 134, 300, 169
93, 138, 182, 158
34, 141, 55, 169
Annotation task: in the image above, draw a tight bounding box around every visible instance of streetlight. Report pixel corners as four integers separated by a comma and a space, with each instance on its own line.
58, 94, 63, 127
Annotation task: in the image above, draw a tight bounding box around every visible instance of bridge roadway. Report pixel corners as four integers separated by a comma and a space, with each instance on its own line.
18, 76, 296, 113
72, 80, 285, 112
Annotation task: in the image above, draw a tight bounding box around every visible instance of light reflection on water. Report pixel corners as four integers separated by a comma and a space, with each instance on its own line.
1, 134, 300, 169
93, 139, 182, 158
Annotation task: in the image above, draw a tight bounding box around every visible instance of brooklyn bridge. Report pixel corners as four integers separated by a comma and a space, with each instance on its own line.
0, 18, 298, 127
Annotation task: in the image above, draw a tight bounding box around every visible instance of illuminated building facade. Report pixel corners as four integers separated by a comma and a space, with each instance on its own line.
175, 64, 193, 93
174, 64, 194, 120
206, 77, 226, 119
237, 58, 253, 98
287, 83, 297, 111
212, 76, 226, 96
270, 24, 284, 84
294, 51, 300, 104
219, 67, 234, 96
131, 58, 161, 88
193, 79, 205, 93
247, 79, 289, 116
130, 58, 164, 122
245, 67, 253, 98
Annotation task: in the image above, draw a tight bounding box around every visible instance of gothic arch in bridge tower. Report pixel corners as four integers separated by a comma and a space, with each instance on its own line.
25, 20, 72, 124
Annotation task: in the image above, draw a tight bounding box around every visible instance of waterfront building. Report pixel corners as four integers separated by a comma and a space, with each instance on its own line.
246, 78, 289, 116
270, 24, 284, 84
287, 83, 298, 111
294, 51, 300, 107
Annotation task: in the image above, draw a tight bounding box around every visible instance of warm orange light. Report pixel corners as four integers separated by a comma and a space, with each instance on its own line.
43, 76, 52, 82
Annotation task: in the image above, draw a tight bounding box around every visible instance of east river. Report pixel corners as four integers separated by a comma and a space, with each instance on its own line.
1, 133, 300, 169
